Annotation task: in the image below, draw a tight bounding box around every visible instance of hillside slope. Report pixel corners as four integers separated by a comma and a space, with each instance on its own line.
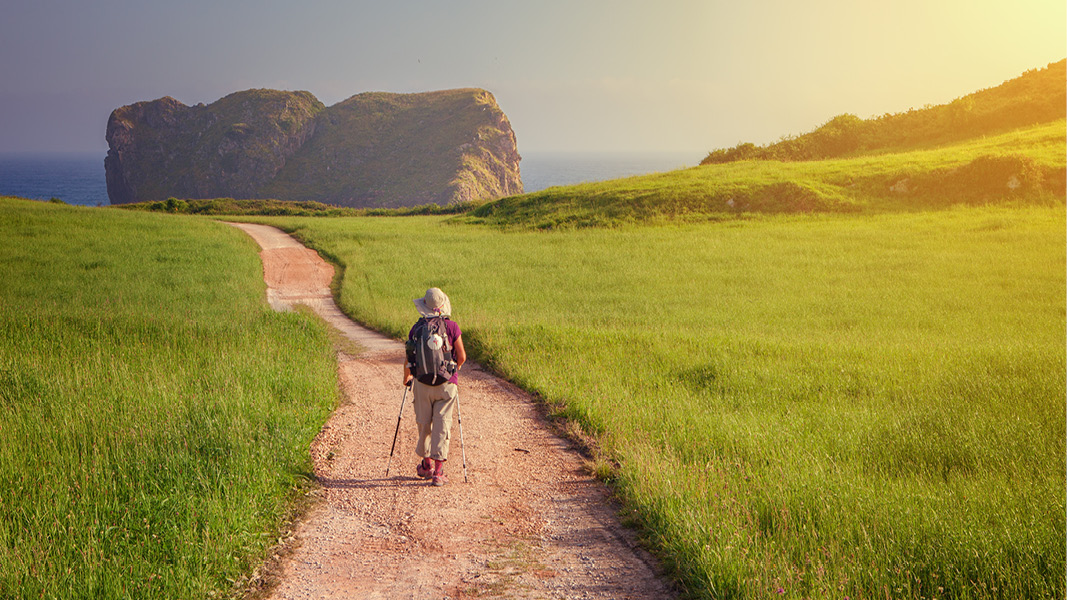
105, 88, 522, 208
464, 61, 1065, 230
462, 121, 1065, 229
702, 60, 1066, 164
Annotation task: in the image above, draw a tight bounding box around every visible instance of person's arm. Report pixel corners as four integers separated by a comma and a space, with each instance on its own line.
453, 335, 466, 371
403, 325, 415, 386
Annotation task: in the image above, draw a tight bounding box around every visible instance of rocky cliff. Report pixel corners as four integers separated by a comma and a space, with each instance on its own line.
105, 88, 522, 207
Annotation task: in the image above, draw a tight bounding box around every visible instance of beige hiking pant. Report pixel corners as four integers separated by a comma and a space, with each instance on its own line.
412, 381, 458, 461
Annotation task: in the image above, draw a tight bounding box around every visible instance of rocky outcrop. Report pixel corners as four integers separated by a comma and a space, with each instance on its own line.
105, 88, 523, 207
105, 90, 324, 205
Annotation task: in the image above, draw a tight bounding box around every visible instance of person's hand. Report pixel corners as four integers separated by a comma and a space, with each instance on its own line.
403, 374, 413, 387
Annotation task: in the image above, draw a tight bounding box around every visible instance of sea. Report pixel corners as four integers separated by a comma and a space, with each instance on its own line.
0, 151, 700, 207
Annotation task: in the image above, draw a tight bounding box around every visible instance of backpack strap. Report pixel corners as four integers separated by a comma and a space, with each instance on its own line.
439, 317, 453, 354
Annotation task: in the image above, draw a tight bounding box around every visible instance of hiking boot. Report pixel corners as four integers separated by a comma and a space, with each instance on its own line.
416, 458, 433, 479
432, 460, 447, 486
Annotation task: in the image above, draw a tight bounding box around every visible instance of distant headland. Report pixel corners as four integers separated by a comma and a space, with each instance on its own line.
104, 88, 523, 207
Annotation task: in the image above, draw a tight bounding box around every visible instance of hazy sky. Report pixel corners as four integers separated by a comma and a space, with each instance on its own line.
1, 0, 1063, 156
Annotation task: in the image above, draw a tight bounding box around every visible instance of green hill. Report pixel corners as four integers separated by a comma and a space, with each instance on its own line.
702, 60, 1066, 164
463, 61, 1066, 230
462, 121, 1065, 229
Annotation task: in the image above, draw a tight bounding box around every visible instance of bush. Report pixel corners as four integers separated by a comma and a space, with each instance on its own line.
912, 154, 1049, 205
702, 142, 760, 164
164, 197, 189, 213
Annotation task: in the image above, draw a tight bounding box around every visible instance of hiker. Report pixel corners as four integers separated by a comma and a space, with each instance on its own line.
404, 287, 466, 486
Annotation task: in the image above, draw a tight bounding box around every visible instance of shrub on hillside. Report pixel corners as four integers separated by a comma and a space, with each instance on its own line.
702, 142, 761, 164
165, 197, 189, 213
893, 154, 1058, 206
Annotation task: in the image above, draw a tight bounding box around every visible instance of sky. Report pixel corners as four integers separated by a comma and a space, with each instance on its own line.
0, 0, 1063, 157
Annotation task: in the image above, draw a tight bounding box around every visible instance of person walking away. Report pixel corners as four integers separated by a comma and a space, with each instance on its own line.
404, 287, 466, 486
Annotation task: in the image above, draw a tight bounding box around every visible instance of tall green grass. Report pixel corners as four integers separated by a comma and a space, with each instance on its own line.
0, 198, 338, 598
256, 206, 1065, 599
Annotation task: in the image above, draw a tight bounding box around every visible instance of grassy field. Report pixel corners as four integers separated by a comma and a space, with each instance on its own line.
252, 205, 1065, 599
0, 198, 339, 598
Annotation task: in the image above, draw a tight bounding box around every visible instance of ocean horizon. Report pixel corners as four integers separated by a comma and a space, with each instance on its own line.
0, 151, 701, 207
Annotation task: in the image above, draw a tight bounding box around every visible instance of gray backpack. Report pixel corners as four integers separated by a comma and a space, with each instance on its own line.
406, 316, 456, 386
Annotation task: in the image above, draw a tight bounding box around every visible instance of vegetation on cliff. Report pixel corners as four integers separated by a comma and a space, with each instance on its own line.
117, 197, 475, 217
105, 88, 521, 208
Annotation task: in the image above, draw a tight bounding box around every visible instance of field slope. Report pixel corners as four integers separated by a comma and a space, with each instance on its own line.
0, 198, 338, 598
462, 121, 1065, 229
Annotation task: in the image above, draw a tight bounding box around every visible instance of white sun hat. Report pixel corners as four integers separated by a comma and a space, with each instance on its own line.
413, 287, 452, 318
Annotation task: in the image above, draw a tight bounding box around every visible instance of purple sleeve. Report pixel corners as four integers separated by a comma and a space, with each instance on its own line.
447, 320, 462, 384
446, 320, 461, 346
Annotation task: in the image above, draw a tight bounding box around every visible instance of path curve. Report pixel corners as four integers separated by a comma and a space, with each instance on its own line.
228, 222, 675, 599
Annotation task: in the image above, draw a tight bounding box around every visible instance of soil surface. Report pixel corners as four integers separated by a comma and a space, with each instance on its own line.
228, 223, 676, 600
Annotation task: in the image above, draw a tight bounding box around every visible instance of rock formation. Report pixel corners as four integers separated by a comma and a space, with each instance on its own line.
105, 90, 324, 205
105, 88, 523, 207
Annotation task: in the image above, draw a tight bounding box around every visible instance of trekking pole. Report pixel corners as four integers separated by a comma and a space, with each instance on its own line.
455, 393, 468, 483
453, 364, 468, 483
385, 383, 410, 477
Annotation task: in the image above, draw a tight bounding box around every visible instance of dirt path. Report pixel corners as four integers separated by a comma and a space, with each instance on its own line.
228, 222, 675, 600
